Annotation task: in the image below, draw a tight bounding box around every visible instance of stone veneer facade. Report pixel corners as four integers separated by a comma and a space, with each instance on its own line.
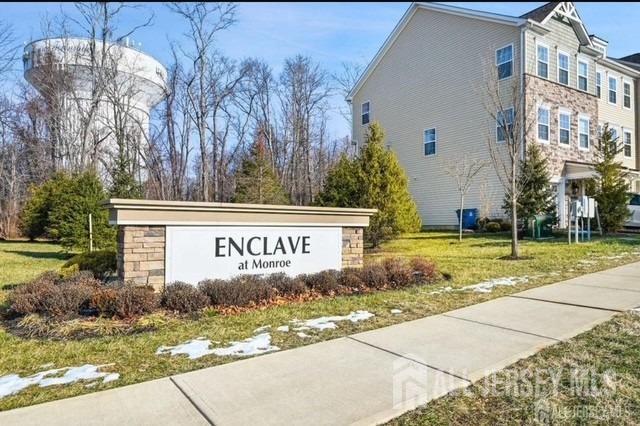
117, 225, 365, 289
117, 225, 165, 290
524, 75, 599, 177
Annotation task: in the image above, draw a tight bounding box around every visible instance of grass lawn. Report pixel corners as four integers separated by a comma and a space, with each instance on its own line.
0, 241, 73, 290
0, 232, 639, 411
387, 311, 640, 425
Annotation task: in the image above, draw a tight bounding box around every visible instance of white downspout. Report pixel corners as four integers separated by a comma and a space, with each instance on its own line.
520, 24, 526, 161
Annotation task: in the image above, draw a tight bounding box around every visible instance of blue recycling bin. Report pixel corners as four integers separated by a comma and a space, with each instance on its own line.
455, 208, 479, 230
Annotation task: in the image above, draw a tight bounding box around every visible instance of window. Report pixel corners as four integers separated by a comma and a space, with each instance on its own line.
596, 72, 602, 98
537, 44, 549, 78
624, 130, 632, 157
361, 102, 370, 125
537, 105, 550, 142
496, 108, 514, 143
578, 60, 588, 91
423, 128, 436, 156
609, 77, 617, 104
496, 45, 513, 80
624, 82, 632, 109
558, 52, 569, 85
610, 127, 619, 152
579, 116, 590, 150
559, 111, 571, 146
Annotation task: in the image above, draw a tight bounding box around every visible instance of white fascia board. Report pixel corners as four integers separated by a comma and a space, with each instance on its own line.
346, 2, 526, 101
598, 57, 640, 78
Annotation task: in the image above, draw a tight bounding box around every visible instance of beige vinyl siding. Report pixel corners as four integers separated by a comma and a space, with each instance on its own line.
597, 64, 636, 169
351, 8, 520, 226
525, 17, 596, 95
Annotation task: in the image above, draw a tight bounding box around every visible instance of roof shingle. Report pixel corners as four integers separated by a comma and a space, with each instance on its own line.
520, 2, 560, 23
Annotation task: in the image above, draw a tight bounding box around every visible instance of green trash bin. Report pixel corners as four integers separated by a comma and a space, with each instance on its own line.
531, 214, 553, 239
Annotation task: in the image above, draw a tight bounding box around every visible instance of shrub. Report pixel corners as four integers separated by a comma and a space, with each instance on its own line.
91, 286, 119, 317
20, 171, 116, 250
338, 268, 366, 291
382, 257, 413, 288
162, 282, 209, 313
62, 250, 117, 279
500, 222, 512, 232
9, 271, 99, 318
358, 263, 388, 290
485, 222, 501, 233
410, 257, 439, 284
112, 285, 159, 318
302, 270, 341, 295
264, 273, 307, 297
199, 276, 275, 307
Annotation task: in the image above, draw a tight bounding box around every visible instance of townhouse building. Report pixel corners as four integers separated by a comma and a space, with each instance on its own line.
348, 2, 640, 228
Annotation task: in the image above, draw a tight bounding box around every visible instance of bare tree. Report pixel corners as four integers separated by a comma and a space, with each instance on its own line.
479, 52, 535, 259
443, 156, 488, 242
0, 20, 17, 76
168, 2, 237, 201
332, 61, 363, 123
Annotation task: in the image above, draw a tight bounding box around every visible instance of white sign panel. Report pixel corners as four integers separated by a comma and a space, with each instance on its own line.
165, 226, 342, 283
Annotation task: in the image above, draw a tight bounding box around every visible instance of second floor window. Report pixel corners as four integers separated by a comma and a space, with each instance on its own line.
537, 106, 550, 142
558, 52, 569, 85
624, 82, 632, 109
423, 128, 436, 156
609, 77, 617, 104
361, 102, 370, 125
559, 111, 571, 145
496, 45, 513, 80
624, 130, 632, 157
596, 72, 602, 98
578, 60, 588, 91
497, 108, 514, 143
537, 44, 549, 78
579, 117, 590, 150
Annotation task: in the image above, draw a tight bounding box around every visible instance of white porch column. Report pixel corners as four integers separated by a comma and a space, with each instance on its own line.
557, 177, 567, 229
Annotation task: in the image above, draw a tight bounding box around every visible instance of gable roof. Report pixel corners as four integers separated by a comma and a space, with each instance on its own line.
346, 2, 526, 101
620, 53, 640, 64
520, 2, 560, 22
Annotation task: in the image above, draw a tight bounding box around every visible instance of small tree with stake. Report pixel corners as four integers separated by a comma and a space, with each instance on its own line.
586, 124, 630, 233
443, 156, 488, 241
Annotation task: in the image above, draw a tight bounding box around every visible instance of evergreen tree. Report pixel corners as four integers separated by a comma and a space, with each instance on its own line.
21, 171, 116, 250
316, 121, 421, 246
233, 135, 290, 205
110, 152, 142, 199
503, 142, 556, 226
586, 124, 631, 232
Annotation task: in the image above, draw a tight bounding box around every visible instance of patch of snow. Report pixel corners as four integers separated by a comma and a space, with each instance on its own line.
0, 364, 119, 399
461, 276, 530, 293
276, 325, 289, 332
429, 286, 453, 295
390, 309, 403, 314
579, 260, 597, 265
296, 332, 310, 338
211, 333, 279, 357
290, 310, 374, 331
156, 338, 214, 360
157, 334, 280, 360
253, 325, 271, 333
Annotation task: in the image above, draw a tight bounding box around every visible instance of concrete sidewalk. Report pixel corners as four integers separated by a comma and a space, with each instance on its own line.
2, 262, 639, 426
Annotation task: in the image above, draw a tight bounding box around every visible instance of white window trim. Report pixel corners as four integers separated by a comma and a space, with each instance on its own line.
608, 74, 618, 106
578, 114, 590, 151
595, 70, 602, 98
496, 43, 514, 81
623, 80, 633, 110
361, 100, 370, 126
557, 50, 570, 86
537, 104, 550, 144
623, 128, 633, 158
558, 108, 571, 148
577, 57, 589, 92
423, 128, 436, 157
536, 42, 549, 79
496, 107, 514, 144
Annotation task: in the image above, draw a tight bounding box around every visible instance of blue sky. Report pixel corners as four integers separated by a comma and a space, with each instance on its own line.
3, 2, 640, 138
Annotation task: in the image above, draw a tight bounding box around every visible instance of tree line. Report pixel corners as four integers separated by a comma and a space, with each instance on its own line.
0, 2, 361, 239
